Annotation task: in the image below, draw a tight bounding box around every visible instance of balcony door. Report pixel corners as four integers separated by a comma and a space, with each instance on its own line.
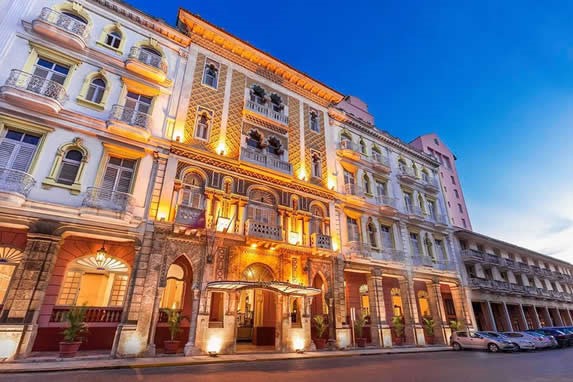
31, 58, 69, 97
380, 225, 393, 249
102, 157, 135, 194
123, 92, 152, 126
0, 130, 40, 173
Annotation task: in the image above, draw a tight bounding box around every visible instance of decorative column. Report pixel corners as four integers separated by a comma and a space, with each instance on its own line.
543, 307, 553, 326
400, 278, 424, 345
367, 268, 390, 347
450, 284, 472, 329
236, 200, 247, 235
501, 302, 513, 332
1, 233, 60, 357
485, 301, 497, 331
566, 309, 573, 326
530, 305, 542, 329
428, 280, 447, 345
332, 257, 350, 348
517, 304, 529, 330
205, 194, 214, 229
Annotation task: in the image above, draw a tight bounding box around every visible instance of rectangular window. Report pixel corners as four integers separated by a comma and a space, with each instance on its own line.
311, 151, 322, 178
347, 217, 360, 242
380, 225, 393, 249
33, 58, 69, 85
109, 274, 128, 306
343, 169, 355, 185
57, 271, 82, 305
309, 109, 320, 132
457, 203, 463, 213
209, 292, 224, 327
435, 239, 445, 259
454, 189, 459, 198
0, 129, 41, 173
102, 157, 136, 193
376, 182, 386, 197
444, 156, 452, 169
202, 60, 220, 89
462, 218, 467, 228
450, 175, 456, 185
409, 232, 420, 256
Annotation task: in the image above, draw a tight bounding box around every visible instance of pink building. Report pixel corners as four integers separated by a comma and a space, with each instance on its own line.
410, 133, 472, 230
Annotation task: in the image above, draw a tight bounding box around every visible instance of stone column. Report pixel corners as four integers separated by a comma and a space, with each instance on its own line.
428, 281, 447, 345
205, 194, 214, 229
543, 307, 553, 326
501, 302, 513, 332
367, 268, 390, 347
566, 309, 573, 326
332, 257, 349, 348
529, 306, 541, 329
518, 304, 529, 330
236, 200, 247, 235
485, 301, 497, 331
450, 285, 472, 329
400, 278, 424, 345
1, 234, 60, 357
184, 288, 202, 355
552, 308, 564, 326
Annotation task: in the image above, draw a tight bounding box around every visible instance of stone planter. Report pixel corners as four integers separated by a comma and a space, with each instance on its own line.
356, 338, 367, 347
313, 338, 327, 350
164, 340, 180, 354
59, 341, 81, 358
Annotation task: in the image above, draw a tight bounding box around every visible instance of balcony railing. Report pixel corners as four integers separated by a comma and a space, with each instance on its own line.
461, 249, 485, 262
109, 105, 151, 129
240, 146, 292, 175
398, 166, 417, 179
82, 187, 135, 214
0, 168, 35, 197
434, 261, 457, 271
371, 153, 391, 168
405, 205, 425, 217
3, 69, 67, 103
412, 256, 435, 267
128, 46, 167, 72
244, 99, 289, 124
50, 306, 122, 323
310, 233, 332, 250
344, 183, 363, 196
375, 195, 397, 208
427, 213, 448, 225
371, 248, 405, 263
245, 219, 282, 241
37, 7, 89, 39
337, 140, 360, 152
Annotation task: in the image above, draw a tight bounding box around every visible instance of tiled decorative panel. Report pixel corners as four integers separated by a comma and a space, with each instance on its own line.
303, 105, 328, 186
225, 70, 246, 159
184, 53, 228, 152
288, 99, 301, 177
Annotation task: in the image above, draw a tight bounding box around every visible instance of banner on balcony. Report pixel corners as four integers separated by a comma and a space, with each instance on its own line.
185, 209, 206, 229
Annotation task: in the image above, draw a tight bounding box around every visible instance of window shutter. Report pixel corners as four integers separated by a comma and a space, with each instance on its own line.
57, 162, 80, 185
101, 165, 119, 191
0, 140, 16, 168
11, 145, 36, 172
115, 168, 133, 193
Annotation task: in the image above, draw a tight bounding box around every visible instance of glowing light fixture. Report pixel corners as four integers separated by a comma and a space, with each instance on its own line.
293, 336, 305, 353
288, 231, 301, 245
95, 243, 108, 270
207, 336, 222, 356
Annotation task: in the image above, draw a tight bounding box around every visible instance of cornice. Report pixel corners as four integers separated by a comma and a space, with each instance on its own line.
170, 145, 335, 201
178, 9, 344, 105
329, 108, 440, 166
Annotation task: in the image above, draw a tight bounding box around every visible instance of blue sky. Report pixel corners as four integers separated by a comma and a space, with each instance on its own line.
132, 0, 573, 262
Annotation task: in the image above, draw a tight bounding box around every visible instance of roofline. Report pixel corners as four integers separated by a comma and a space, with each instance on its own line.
177, 8, 345, 104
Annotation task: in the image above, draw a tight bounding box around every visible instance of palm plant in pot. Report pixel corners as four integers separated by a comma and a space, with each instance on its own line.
449, 320, 463, 332
354, 313, 367, 347
163, 308, 186, 354
391, 315, 405, 345
59, 305, 88, 358
312, 315, 328, 350
422, 316, 435, 345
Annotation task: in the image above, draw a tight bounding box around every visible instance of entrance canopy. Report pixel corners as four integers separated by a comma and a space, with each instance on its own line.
206, 281, 322, 296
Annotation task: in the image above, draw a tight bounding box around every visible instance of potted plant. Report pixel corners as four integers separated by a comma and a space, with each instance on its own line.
354, 313, 367, 347
449, 320, 463, 332
312, 315, 328, 350
163, 308, 186, 354
59, 305, 88, 358
391, 315, 405, 345
422, 316, 435, 345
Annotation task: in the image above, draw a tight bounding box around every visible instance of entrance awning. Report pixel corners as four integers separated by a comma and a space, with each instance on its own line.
206, 281, 322, 296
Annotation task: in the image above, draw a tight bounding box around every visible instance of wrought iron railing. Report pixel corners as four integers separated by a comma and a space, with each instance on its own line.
344, 183, 363, 196
109, 104, 151, 129
0, 168, 35, 196
412, 256, 435, 267
3, 69, 67, 103
371, 153, 390, 167
82, 187, 135, 214
375, 195, 397, 208
128, 46, 167, 72
310, 233, 331, 250
245, 219, 282, 241
37, 7, 89, 39
50, 306, 122, 323
244, 100, 289, 124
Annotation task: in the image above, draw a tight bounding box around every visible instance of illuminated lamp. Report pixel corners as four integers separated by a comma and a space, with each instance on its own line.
293, 336, 305, 353
95, 243, 108, 270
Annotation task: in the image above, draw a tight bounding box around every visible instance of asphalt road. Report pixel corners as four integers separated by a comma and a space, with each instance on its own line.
3, 348, 572, 382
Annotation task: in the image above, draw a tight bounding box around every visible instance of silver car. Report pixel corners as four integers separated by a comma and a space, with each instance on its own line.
451, 331, 517, 352
497, 332, 537, 351
519, 331, 558, 349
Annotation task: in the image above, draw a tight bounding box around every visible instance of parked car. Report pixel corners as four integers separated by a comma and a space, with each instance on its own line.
478, 331, 528, 351
451, 331, 517, 352
527, 329, 570, 348
501, 332, 543, 350
518, 331, 558, 349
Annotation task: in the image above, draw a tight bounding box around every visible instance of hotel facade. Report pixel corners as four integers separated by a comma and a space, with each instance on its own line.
0, 0, 570, 360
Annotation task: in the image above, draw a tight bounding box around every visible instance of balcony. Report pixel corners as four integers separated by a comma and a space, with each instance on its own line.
336, 140, 362, 162
404, 205, 425, 221
245, 219, 282, 241
82, 187, 135, 215
244, 100, 289, 125
0, 168, 35, 206
426, 213, 448, 226
1, 69, 67, 113
343, 241, 369, 259
50, 306, 122, 323
174, 204, 206, 228
240, 146, 292, 175
517, 262, 532, 274
371, 248, 406, 263
107, 105, 152, 142
412, 256, 436, 267
421, 175, 440, 192
344, 183, 363, 197
469, 278, 493, 290
125, 46, 168, 83
397, 166, 418, 183
369, 153, 391, 173
461, 249, 485, 263
32, 8, 89, 51
310, 233, 332, 250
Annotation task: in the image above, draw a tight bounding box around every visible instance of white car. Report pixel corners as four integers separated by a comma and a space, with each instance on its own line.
503, 331, 554, 349
482, 331, 535, 351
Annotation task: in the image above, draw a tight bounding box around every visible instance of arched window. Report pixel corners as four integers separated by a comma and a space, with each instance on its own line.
367, 220, 377, 248
398, 158, 407, 172
194, 110, 212, 141
359, 139, 367, 154
267, 136, 284, 156
309, 109, 320, 132
0, 247, 24, 306
363, 174, 371, 194
86, 78, 106, 104
359, 284, 370, 317
310, 205, 325, 234
291, 298, 302, 327
311, 151, 322, 178
391, 287, 403, 317
180, 172, 205, 210
56, 149, 83, 185
160, 264, 185, 309
57, 252, 129, 307
105, 30, 122, 49
202, 62, 219, 88
247, 189, 277, 225
417, 290, 431, 317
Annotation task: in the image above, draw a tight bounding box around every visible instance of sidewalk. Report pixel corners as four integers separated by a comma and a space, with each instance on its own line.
0, 346, 450, 374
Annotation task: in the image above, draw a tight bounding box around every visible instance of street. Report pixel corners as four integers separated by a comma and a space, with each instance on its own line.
2, 348, 572, 382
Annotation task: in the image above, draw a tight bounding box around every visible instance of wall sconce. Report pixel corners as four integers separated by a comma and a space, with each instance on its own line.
175, 135, 181, 142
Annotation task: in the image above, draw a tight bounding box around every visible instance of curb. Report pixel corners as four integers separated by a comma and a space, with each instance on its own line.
0, 347, 451, 374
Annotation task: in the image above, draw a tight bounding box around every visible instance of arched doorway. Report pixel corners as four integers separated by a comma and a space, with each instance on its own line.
154, 256, 193, 352
236, 263, 277, 351
311, 273, 328, 341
